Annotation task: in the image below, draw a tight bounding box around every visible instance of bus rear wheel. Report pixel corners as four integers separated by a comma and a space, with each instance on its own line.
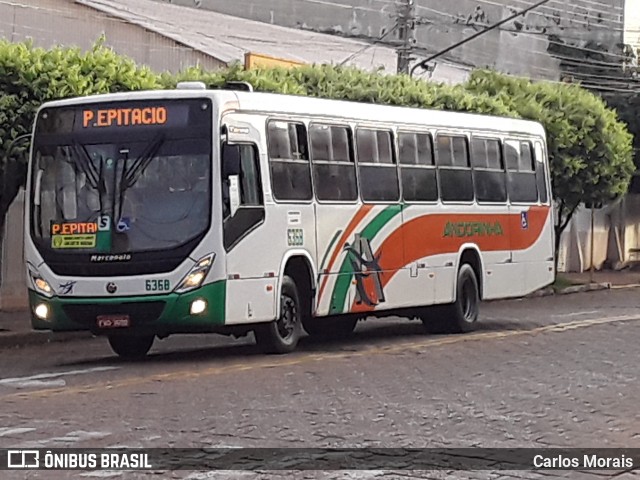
422, 263, 480, 334
254, 276, 302, 354
108, 335, 154, 359
302, 316, 357, 338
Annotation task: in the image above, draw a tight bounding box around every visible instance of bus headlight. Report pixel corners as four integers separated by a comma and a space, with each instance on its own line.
175, 254, 215, 293
29, 270, 53, 297
34, 303, 50, 320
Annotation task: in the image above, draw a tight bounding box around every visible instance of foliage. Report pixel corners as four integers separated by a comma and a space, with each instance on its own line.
602, 91, 640, 187
465, 70, 634, 254
161, 63, 516, 116
0, 38, 159, 234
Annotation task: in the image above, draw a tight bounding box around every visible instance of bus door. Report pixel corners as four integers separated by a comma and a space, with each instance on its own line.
221, 115, 272, 323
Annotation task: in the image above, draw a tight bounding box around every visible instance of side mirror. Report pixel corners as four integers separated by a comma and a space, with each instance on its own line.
228, 175, 240, 217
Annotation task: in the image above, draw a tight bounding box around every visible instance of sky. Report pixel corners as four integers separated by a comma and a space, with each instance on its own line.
624, 0, 640, 48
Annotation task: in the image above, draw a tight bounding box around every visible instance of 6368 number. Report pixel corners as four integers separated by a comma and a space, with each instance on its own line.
145, 279, 170, 292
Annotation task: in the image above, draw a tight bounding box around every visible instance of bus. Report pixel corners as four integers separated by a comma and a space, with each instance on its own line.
24, 82, 554, 358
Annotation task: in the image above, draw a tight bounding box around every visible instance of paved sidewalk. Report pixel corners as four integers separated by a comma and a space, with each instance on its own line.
0, 309, 90, 349
1, 270, 639, 350
562, 269, 640, 287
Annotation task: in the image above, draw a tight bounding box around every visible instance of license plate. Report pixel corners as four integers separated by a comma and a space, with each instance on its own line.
96, 315, 130, 328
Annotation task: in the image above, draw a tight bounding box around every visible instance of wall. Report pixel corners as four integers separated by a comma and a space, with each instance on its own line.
0, 190, 26, 311
156, 0, 625, 80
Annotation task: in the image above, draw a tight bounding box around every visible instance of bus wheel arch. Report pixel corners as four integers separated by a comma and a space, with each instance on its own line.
254, 275, 303, 353
254, 254, 315, 354
422, 247, 482, 334
457, 246, 483, 300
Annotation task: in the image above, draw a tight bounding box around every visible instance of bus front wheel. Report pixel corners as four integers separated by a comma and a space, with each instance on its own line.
422, 263, 479, 334
108, 335, 154, 359
254, 276, 302, 354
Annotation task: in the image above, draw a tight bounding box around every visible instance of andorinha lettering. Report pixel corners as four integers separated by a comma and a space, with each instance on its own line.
51, 222, 98, 235
83, 106, 168, 128
443, 221, 504, 238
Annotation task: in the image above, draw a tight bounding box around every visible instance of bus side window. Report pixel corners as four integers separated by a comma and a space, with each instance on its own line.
267, 120, 312, 202
310, 124, 358, 202
534, 141, 549, 203
436, 134, 473, 203
356, 128, 399, 202
221, 143, 263, 217
221, 143, 265, 250
505, 139, 537, 203
399, 131, 437, 202
471, 137, 506, 203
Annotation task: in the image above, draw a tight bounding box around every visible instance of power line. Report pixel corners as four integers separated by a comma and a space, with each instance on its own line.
409, 0, 552, 77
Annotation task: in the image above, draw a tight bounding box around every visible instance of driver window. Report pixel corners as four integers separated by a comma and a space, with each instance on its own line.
221, 143, 263, 218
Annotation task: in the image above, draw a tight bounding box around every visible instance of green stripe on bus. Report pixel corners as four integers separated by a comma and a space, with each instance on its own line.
319, 229, 343, 273
328, 205, 403, 314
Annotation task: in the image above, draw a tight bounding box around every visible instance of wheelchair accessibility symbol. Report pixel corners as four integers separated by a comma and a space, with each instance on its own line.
521, 211, 529, 230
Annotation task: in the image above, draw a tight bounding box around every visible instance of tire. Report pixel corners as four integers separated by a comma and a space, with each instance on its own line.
302, 316, 358, 338
422, 263, 480, 334
254, 276, 302, 354
108, 335, 154, 359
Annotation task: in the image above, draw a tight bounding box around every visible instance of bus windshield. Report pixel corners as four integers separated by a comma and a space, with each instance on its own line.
30, 99, 213, 257
32, 138, 211, 254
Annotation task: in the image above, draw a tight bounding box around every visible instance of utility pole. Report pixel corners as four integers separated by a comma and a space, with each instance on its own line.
395, 0, 416, 75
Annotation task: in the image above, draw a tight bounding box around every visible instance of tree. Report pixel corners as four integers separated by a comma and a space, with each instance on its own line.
464, 70, 634, 258
0, 39, 160, 238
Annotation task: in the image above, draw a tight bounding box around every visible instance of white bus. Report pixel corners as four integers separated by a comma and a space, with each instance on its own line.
24, 82, 554, 358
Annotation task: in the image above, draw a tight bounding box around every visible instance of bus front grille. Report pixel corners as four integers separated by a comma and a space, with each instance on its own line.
62, 302, 167, 327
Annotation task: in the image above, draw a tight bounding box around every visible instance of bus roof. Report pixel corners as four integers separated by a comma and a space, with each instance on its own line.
38, 88, 545, 137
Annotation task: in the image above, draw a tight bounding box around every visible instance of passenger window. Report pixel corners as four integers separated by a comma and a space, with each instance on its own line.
267, 121, 312, 201
504, 141, 519, 171
310, 124, 358, 202
534, 142, 549, 203
505, 139, 537, 203
356, 128, 399, 202
437, 134, 473, 202
399, 132, 437, 202
472, 137, 506, 203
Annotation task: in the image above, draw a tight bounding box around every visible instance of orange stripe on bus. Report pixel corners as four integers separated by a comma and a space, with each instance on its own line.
317, 204, 374, 303
350, 206, 550, 313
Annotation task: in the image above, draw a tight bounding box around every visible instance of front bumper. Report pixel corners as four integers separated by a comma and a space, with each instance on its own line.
29, 280, 226, 335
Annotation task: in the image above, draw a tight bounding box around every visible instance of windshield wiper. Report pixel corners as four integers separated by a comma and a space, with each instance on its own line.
122, 134, 166, 189
71, 142, 100, 189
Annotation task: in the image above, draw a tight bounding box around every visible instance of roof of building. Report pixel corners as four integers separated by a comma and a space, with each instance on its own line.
77, 0, 470, 83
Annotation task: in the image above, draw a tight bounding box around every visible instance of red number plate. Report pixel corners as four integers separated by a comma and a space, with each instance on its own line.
96, 315, 130, 328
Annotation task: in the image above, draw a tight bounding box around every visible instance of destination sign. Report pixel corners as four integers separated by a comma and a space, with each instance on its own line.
82, 107, 168, 129
36, 99, 210, 135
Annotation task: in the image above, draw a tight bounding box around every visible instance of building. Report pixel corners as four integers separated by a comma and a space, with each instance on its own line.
155, 0, 627, 82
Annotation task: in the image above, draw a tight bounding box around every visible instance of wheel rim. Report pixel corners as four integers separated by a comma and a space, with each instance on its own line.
461, 277, 477, 323
277, 294, 298, 342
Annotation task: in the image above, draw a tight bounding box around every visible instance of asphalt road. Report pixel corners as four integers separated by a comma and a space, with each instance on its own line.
1, 289, 640, 480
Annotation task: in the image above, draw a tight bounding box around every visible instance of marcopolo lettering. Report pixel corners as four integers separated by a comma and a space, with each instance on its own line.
90, 254, 132, 263
443, 221, 504, 238
83, 107, 168, 128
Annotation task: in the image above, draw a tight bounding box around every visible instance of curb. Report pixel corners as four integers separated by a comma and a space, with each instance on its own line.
0, 330, 93, 350
526, 282, 614, 298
